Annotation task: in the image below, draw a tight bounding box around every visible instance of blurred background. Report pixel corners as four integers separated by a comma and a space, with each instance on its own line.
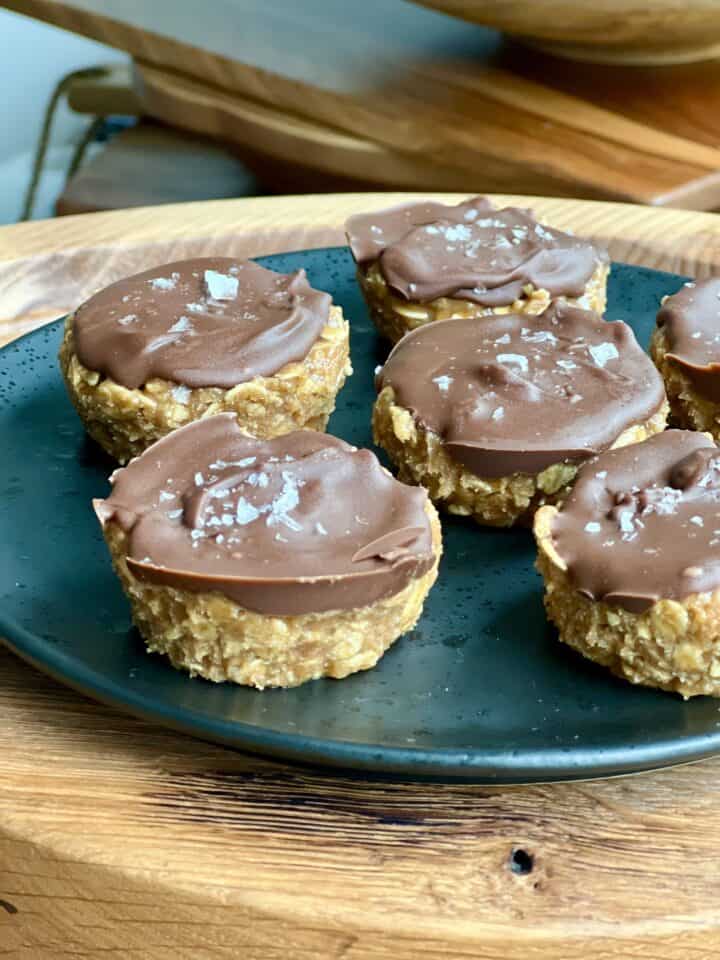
4, 0, 720, 223
0, 9, 127, 222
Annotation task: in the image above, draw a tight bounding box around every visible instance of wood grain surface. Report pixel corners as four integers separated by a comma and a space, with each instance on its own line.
133, 64, 477, 195
55, 119, 258, 216
6, 0, 720, 205
411, 0, 720, 63
3, 193, 720, 958
4, 191, 720, 346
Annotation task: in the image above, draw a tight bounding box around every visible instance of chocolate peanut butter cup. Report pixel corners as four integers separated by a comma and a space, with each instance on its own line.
95, 414, 441, 689
373, 303, 667, 527
346, 196, 609, 342
652, 278, 720, 441
59, 257, 351, 462
534, 430, 720, 698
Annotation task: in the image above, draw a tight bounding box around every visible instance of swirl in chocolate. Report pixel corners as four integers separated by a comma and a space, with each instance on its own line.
346, 196, 607, 305
657, 278, 720, 402
376, 304, 665, 478
549, 430, 720, 612
73, 258, 330, 389
94, 414, 436, 616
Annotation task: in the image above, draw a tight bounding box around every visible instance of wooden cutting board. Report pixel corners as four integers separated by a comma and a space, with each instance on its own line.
6, 0, 720, 205
133, 64, 477, 194
4, 193, 720, 959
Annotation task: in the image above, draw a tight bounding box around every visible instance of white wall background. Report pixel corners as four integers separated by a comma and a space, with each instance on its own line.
0, 9, 127, 223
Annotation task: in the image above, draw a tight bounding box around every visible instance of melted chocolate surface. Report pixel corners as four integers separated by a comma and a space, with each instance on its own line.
377, 304, 665, 477
73, 258, 330, 389
346, 196, 607, 305
657, 278, 720, 402
95, 414, 436, 615
550, 430, 720, 612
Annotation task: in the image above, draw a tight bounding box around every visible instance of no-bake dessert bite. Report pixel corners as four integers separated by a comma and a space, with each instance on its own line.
374, 303, 667, 526
652, 278, 720, 441
534, 430, 720, 698
94, 414, 441, 689
346, 196, 609, 343
60, 257, 351, 462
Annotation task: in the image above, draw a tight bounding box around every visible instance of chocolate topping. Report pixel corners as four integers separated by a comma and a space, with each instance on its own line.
346, 196, 607, 305
95, 414, 436, 616
657, 278, 720, 402
376, 303, 665, 478
549, 430, 720, 612
73, 258, 330, 389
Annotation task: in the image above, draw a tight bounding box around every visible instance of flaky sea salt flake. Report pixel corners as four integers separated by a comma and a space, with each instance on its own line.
204, 269, 239, 301
497, 353, 529, 372
235, 498, 260, 525
589, 342, 619, 368
169, 316, 193, 334
432, 375, 453, 392
149, 276, 177, 291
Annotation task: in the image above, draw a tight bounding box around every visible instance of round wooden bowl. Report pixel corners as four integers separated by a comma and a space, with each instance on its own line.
410, 0, 720, 63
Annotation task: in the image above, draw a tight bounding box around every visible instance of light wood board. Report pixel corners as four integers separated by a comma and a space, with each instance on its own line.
133, 64, 476, 194
6, 0, 720, 205
4, 191, 720, 345
3, 193, 720, 958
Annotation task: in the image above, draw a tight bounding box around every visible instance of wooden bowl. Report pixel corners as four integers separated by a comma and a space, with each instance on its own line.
410, 0, 720, 64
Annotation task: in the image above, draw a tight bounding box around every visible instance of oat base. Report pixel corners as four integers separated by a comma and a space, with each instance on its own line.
534, 505, 720, 698
59, 306, 352, 463
102, 505, 441, 689
358, 261, 609, 343
373, 386, 668, 527
651, 325, 720, 442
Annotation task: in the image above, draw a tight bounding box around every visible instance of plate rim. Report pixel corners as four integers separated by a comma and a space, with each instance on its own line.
3, 610, 720, 783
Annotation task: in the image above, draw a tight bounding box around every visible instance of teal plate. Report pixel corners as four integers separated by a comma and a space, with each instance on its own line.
1, 248, 717, 782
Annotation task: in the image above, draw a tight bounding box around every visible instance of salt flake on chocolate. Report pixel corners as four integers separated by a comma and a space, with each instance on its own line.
149, 276, 177, 291
169, 316, 193, 334
432, 375, 453, 392
235, 498, 260, 525
588, 342, 619, 368
497, 353, 529, 373
522, 329, 557, 345
204, 269, 239, 301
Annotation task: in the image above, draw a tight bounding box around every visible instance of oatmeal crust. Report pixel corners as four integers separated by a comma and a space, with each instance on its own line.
59, 305, 352, 463
534, 504, 720, 698
358, 260, 609, 343
101, 503, 441, 689
651, 324, 720, 442
373, 386, 668, 527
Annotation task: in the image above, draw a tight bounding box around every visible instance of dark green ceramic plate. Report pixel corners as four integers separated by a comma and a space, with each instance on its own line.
1, 248, 717, 782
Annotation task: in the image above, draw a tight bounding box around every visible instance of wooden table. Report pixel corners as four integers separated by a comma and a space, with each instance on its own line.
3, 194, 720, 959
7, 0, 720, 206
